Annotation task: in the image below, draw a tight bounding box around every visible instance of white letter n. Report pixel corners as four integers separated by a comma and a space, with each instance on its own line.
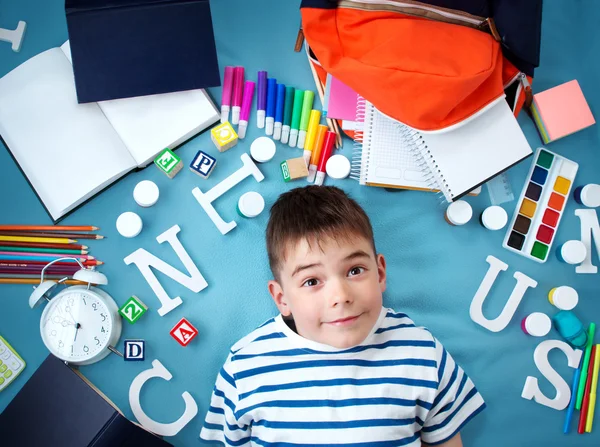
124, 225, 208, 316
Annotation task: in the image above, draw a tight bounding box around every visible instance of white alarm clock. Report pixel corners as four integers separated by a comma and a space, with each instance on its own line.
29, 258, 122, 365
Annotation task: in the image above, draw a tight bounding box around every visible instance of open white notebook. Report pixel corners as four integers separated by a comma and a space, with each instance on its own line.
0, 42, 219, 222
352, 97, 532, 201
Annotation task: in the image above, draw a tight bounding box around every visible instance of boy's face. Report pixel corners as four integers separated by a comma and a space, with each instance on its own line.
268, 234, 386, 349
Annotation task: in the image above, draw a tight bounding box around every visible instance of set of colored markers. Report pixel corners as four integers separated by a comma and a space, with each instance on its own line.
0, 225, 104, 285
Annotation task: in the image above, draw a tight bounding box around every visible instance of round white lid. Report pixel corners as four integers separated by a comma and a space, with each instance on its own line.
582, 184, 600, 208
446, 200, 473, 225
133, 180, 160, 207
481, 206, 508, 230
553, 286, 579, 311
326, 154, 351, 180
116, 212, 143, 238
560, 240, 587, 265
238, 192, 265, 218
525, 312, 551, 337
250, 136, 276, 163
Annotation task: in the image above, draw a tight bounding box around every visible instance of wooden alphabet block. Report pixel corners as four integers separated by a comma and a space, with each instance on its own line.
154, 148, 183, 179
281, 157, 308, 182
211, 122, 238, 152
189, 150, 217, 179
170, 318, 198, 346
124, 340, 145, 361
119, 295, 148, 324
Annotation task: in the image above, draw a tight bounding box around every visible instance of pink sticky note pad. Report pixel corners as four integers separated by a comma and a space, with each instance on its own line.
327, 77, 359, 121
534, 80, 595, 142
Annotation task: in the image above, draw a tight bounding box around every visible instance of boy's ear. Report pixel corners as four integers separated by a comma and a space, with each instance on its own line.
268, 280, 292, 316
376, 254, 387, 293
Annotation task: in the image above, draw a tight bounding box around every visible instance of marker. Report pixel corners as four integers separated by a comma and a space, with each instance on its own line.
237, 80, 255, 139
281, 86, 295, 144
307, 125, 328, 182
273, 83, 286, 141
577, 323, 596, 410
221, 66, 234, 123
231, 67, 245, 125
579, 345, 597, 433
289, 89, 305, 147
564, 365, 582, 433
297, 90, 315, 149
256, 71, 267, 128
303, 110, 321, 165
315, 131, 336, 186
265, 78, 277, 136
587, 344, 600, 432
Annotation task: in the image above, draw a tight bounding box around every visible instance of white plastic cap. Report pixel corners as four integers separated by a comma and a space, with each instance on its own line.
581, 184, 600, 208
237, 121, 248, 139
116, 212, 143, 238
481, 205, 508, 230
288, 129, 298, 148
281, 125, 290, 145
560, 240, 587, 265
326, 154, 351, 180
303, 150, 312, 167
525, 312, 551, 337
445, 200, 472, 226
220, 105, 230, 124
265, 117, 274, 136
257, 110, 266, 129
237, 192, 265, 218
250, 136, 276, 163
297, 130, 307, 149
133, 180, 160, 207
315, 171, 326, 186
307, 164, 318, 183
231, 106, 241, 125
273, 123, 282, 141
551, 286, 579, 311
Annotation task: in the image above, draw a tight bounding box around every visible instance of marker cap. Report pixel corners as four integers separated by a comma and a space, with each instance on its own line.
266, 117, 274, 136
220, 105, 230, 124
315, 171, 326, 186
289, 129, 299, 148
281, 125, 291, 144
231, 106, 241, 125
273, 123, 282, 141
297, 130, 307, 149
257, 110, 266, 129
307, 164, 318, 183
303, 150, 311, 166
237, 121, 248, 139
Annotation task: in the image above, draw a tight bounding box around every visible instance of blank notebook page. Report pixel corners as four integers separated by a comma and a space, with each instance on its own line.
421, 99, 532, 200
0, 48, 136, 220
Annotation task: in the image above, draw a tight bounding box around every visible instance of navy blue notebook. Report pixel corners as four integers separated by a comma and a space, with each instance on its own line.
66, 0, 221, 103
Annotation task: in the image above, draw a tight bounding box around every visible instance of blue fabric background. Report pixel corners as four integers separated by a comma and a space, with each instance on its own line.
0, 1, 599, 445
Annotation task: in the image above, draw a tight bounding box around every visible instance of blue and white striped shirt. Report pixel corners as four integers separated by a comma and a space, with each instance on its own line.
200, 307, 485, 446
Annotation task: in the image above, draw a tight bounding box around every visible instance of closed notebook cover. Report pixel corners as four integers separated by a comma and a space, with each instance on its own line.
0, 354, 171, 447
66, 0, 220, 103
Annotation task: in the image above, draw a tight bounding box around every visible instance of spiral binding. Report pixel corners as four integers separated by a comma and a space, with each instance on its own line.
350, 96, 369, 183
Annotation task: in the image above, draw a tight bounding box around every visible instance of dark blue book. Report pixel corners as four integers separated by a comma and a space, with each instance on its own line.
65, 0, 221, 103
0, 354, 172, 446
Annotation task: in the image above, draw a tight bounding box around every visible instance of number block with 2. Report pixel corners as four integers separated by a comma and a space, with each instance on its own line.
119, 295, 148, 324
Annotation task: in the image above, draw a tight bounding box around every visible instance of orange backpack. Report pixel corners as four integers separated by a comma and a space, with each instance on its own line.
301, 0, 536, 133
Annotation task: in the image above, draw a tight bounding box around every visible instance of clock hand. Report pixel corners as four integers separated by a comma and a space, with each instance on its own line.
73, 323, 81, 343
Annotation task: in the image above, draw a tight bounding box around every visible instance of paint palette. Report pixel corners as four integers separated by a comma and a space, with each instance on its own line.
503, 148, 578, 263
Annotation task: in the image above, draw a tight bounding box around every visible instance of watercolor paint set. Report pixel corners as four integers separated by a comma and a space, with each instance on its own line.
503, 148, 579, 262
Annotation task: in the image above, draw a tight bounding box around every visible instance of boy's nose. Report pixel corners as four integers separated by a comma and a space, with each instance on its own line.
328, 279, 354, 307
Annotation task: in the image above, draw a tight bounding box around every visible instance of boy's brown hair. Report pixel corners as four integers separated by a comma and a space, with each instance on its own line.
266, 186, 376, 280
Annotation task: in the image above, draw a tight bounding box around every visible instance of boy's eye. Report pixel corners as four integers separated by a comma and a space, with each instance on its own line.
302, 278, 319, 287
348, 266, 365, 277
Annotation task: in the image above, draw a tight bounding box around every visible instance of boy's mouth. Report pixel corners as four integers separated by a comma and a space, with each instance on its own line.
326, 314, 361, 326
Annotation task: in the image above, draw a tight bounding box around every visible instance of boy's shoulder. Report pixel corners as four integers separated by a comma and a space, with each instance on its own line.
229, 315, 283, 357
379, 308, 436, 342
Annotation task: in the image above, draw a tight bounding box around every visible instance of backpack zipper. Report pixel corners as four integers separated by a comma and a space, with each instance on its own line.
338, 0, 500, 40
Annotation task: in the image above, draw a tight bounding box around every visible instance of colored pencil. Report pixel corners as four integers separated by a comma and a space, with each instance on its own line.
565, 366, 582, 433
0, 235, 76, 244
0, 225, 99, 232
579, 345, 597, 433
577, 323, 596, 409
0, 241, 88, 250
0, 278, 87, 285
586, 344, 600, 432
0, 232, 104, 240
0, 255, 89, 263
0, 273, 83, 279
0, 251, 95, 260
0, 260, 102, 267
0, 267, 81, 275
0, 246, 88, 255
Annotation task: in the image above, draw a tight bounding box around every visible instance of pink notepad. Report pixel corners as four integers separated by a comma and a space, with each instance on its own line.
534, 80, 595, 142
327, 76, 359, 121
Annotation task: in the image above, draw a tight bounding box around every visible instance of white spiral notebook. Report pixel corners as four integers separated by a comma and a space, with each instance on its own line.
351, 97, 533, 201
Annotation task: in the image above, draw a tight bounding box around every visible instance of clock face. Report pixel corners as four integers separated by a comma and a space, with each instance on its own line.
40, 288, 115, 363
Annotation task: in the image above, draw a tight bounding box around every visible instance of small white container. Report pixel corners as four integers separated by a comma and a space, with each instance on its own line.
237, 192, 265, 218
250, 136, 276, 163
521, 312, 551, 337
548, 286, 579, 311
326, 154, 351, 180
576, 184, 600, 208
116, 212, 143, 238
557, 240, 587, 265
480, 206, 508, 231
445, 200, 472, 226
133, 180, 160, 207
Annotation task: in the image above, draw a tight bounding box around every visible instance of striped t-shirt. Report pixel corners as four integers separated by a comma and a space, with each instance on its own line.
200, 307, 485, 446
